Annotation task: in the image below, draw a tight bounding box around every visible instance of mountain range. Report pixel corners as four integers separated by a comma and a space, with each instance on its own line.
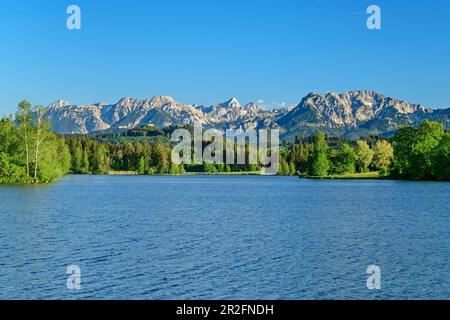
44, 90, 450, 139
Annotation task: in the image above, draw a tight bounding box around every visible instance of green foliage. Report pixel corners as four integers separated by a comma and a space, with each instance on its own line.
330, 144, 356, 175
372, 140, 393, 173
203, 162, 218, 173
307, 132, 330, 176
152, 142, 171, 173
392, 121, 447, 180
138, 157, 146, 175
169, 163, 180, 175
431, 133, 450, 180
355, 140, 373, 172
288, 143, 311, 173
0, 117, 20, 156
277, 157, 291, 176
71, 140, 83, 173
81, 147, 90, 174
313, 132, 328, 153
0, 152, 27, 183
289, 162, 296, 176
92, 143, 109, 174
308, 153, 330, 177
63, 120, 447, 181
36, 136, 71, 182
146, 167, 156, 175
1, 101, 71, 183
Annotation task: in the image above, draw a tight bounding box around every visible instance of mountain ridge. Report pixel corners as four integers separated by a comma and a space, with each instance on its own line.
43, 90, 450, 139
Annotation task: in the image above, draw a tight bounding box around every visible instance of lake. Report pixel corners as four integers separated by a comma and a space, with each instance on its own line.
0, 175, 449, 299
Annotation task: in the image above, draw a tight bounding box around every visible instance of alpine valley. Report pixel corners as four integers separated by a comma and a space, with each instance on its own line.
43, 90, 450, 139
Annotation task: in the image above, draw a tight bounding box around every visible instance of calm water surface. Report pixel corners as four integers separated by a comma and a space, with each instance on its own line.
0, 175, 449, 299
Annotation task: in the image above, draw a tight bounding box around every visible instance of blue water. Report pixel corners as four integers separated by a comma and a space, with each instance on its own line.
0, 175, 449, 299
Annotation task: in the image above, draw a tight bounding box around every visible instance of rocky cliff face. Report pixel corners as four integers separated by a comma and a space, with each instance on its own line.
45, 96, 279, 134
278, 91, 449, 138
44, 91, 449, 138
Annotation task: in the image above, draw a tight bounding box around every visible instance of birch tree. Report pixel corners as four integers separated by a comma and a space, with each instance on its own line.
32, 105, 51, 181
16, 100, 32, 177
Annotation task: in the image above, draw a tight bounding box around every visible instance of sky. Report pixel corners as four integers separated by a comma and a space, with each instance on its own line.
0, 0, 449, 115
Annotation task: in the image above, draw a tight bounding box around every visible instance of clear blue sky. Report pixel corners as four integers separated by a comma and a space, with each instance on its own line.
0, 0, 449, 115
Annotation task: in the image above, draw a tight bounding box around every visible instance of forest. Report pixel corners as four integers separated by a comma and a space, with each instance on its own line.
287, 120, 449, 181
65, 120, 449, 180
0, 101, 449, 183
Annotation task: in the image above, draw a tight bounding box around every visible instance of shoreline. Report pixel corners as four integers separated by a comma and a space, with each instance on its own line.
3, 171, 450, 184
302, 172, 381, 180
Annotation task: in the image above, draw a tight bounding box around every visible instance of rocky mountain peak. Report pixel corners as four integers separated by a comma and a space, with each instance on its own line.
220, 97, 241, 109
242, 102, 260, 111
116, 97, 138, 107
147, 95, 175, 106
48, 100, 70, 109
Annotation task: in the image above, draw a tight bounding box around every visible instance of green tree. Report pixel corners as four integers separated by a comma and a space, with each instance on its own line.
372, 140, 393, 173
16, 100, 32, 177
295, 143, 312, 173
0, 152, 26, 182
152, 142, 170, 173
81, 146, 90, 174
169, 163, 179, 175
392, 121, 444, 179
71, 140, 83, 173
0, 117, 20, 157
307, 132, 330, 176
278, 157, 290, 176
1, 101, 71, 184
355, 140, 373, 172
308, 153, 329, 177
32, 106, 52, 180
289, 162, 296, 176
93, 143, 109, 174
313, 132, 328, 154
432, 133, 450, 180
206, 163, 218, 173
330, 144, 356, 175
216, 163, 225, 172
37, 137, 71, 182
138, 156, 146, 175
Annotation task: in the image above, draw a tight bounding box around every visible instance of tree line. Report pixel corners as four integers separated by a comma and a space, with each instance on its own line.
277, 132, 394, 177
65, 135, 263, 175
277, 120, 449, 180
65, 136, 185, 175
0, 101, 70, 183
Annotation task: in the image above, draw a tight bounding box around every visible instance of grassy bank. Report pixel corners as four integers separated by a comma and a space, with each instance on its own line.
104, 171, 262, 176
0, 178, 53, 184
185, 171, 262, 176
303, 171, 381, 180
107, 171, 139, 175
